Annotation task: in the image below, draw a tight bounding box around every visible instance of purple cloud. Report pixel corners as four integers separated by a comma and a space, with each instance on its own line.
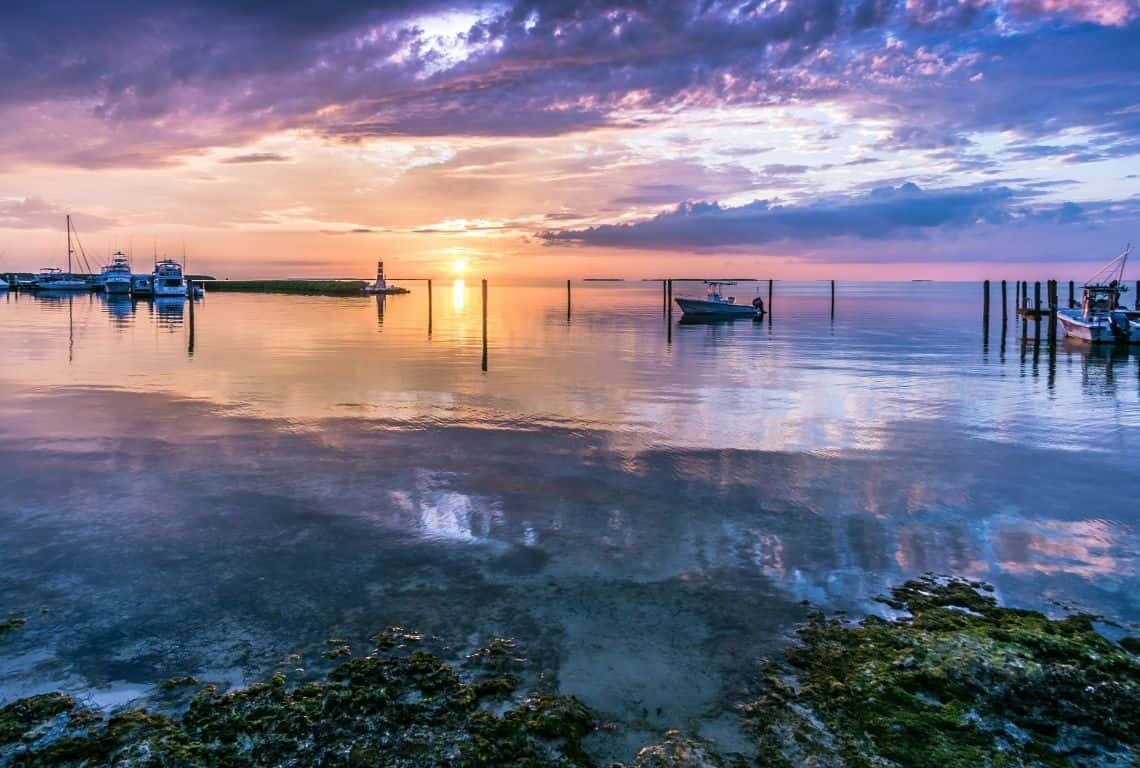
541, 183, 1034, 247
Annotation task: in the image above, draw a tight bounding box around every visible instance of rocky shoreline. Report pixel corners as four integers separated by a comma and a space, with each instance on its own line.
2, 579, 1138, 767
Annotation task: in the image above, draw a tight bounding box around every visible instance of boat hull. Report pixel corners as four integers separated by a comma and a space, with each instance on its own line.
1057, 309, 1140, 343
34, 280, 89, 291
674, 297, 757, 318
105, 278, 132, 295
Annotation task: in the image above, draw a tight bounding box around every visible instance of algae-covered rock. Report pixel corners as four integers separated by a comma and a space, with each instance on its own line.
4, 634, 596, 767
0, 693, 75, 746
744, 576, 1140, 768
158, 676, 199, 692
0, 617, 25, 637
633, 730, 743, 768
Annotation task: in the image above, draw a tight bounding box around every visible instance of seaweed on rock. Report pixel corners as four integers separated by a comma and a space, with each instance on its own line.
744, 577, 1140, 768
2, 632, 596, 768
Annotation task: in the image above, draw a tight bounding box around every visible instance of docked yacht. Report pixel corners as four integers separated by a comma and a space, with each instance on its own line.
153, 258, 187, 297
0, 275, 8, 290
101, 252, 133, 295
675, 282, 764, 318
1056, 245, 1140, 344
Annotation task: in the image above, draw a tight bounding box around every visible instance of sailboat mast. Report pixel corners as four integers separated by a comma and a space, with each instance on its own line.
67, 214, 72, 275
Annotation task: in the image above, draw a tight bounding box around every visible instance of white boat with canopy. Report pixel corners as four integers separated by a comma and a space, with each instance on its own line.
674, 281, 764, 319
1056, 244, 1140, 344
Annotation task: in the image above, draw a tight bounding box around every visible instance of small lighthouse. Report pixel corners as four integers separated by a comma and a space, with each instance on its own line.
371, 261, 387, 292
363, 260, 409, 294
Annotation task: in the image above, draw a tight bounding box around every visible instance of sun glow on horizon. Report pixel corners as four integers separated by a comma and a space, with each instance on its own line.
450, 258, 467, 275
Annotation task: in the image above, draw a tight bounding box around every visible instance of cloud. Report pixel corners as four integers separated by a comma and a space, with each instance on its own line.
541, 182, 1025, 248
0, 196, 115, 231
220, 153, 292, 164
2, 0, 1135, 170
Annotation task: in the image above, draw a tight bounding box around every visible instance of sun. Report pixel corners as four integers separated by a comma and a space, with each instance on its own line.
450, 258, 467, 275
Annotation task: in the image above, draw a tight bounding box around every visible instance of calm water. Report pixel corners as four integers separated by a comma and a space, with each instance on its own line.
2, 281, 1139, 757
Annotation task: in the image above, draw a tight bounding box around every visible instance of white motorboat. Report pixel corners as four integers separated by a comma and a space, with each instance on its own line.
0, 276, 8, 291
101, 252, 133, 294
363, 261, 409, 294
675, 281, 764, 318
153, 258, 187, 297
131, 273, 155, 296
1056, 245, 1140, 344
34, 267, 88, 291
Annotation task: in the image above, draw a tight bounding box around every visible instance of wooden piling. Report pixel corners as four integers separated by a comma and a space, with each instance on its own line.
1021, 281, 1028, 310
567, 279, 571, 322
663, 280, 667, 314
1135, 280, 1139, 310
767, 279, 773, 321
1068, 280, 1075, 309
427, 279, 433, 336
481, 279, 488, 372
1034, 281, 1041, 312
1001, 280, 1007, 320
830, 280, 835, 320
1047, 280, 1057, 343
667, 279, 673, 312
187, 280, 196, 356
983, 280, 990, 322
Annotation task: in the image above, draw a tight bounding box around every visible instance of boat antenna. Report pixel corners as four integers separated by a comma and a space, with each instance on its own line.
1085, 243, 1132, 287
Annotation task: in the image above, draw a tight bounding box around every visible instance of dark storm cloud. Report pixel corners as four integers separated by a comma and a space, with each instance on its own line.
541, 182, 1024, 247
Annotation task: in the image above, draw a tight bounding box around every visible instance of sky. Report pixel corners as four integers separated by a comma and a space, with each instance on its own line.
1, 0, 1138, 279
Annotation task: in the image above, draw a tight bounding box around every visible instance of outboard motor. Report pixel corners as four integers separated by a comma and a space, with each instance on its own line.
751, 296, 766, 319
1109, 311, 1130, 343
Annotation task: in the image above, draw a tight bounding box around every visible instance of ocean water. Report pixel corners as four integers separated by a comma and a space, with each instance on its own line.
1, 280, 1138, 758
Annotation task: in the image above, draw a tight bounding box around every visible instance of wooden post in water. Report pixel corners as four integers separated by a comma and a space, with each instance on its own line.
427, 279, 433, 336
481, 279, 488, 372
982, 280, 990, 322
186, 280, 196, 356
1001, 280, 1007, 320
567, 279, 571, 322
767, 279, 773, 321
1135, 280, 1139, 310
662, 280, 667, 314
1047, 280, 1057, 343
1033, 281, 1042, 343
1021, 281, 1028, 311
830, 280, 836, 321
1068, 280, 1075, 309
667, 280, 673, 313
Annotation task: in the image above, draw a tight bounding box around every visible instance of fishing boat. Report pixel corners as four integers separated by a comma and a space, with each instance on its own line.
34, 216, 92, 291
1056, 245, 1140, 344
152, 258, 187, 297
100, 252, 133, 295
674, 282, 764, 319
363, 261, 409, 295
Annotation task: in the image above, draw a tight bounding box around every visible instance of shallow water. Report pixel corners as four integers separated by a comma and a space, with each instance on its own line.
1, 281, 1138, 758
